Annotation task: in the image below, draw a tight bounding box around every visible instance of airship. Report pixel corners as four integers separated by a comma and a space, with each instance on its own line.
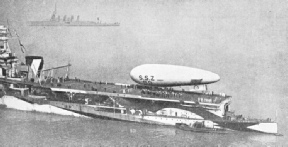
130, 64, 220, 87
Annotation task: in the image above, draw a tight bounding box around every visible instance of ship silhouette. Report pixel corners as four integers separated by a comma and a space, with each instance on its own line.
28, 4, 120, 27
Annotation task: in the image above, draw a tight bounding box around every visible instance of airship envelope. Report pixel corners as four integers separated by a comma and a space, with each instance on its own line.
130, 64, 220, 86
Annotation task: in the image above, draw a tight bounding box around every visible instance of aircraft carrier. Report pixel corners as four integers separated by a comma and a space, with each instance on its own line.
0, 25, 281, 135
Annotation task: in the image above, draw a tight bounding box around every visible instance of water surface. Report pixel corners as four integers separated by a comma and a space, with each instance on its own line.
0, 108, 286, 147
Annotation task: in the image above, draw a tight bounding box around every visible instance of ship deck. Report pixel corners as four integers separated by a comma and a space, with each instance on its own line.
41, 78, 230, 105
0, 77, 231, 107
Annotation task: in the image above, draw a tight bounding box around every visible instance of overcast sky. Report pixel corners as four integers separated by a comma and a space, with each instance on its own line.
1, 0, 288, 122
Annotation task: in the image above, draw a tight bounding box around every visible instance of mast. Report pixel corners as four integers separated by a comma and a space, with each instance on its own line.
0, 25, 17, 78
51, 3, 57, 21
0, 26, 11, 53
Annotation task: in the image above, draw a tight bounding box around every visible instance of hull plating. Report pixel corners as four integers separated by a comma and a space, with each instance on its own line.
0, 95, 278, 134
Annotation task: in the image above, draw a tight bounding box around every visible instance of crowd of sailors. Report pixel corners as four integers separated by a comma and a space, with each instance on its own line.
36, 76, 69, 85
140, 88, 183, 98
32, 76, 225, 104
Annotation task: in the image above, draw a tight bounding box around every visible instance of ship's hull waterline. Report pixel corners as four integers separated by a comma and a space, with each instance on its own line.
0, 95, 278, 135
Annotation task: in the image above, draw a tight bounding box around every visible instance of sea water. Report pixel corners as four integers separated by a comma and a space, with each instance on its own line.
0, 108, 287, 147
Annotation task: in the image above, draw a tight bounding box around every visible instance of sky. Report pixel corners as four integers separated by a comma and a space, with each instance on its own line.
1, 0, 288, 126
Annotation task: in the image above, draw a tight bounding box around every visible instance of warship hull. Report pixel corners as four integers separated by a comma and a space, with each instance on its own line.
0, 90, 278, 135
28, 21, 120, 26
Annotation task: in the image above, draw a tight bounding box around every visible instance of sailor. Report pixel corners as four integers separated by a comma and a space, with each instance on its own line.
59, 77, 63, 83
85, 98, 89, 105
130, 109, 135, 115
157, 91, 160, 96
162, 91, 165, 97
65, 75, 69, 81
138, 110, 142, 116
171, 91, 175, 97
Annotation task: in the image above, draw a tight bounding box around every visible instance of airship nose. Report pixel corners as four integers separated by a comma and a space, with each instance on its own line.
213, 73, 220, 82
130, 67, 139, 82
208, 73, 220, 83
202, 72, 220, 84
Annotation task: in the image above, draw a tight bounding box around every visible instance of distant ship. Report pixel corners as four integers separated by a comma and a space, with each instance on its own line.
28, 5, 120, 27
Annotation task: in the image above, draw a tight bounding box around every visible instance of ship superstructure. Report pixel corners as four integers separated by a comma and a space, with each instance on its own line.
0, 25, 18, 78
0, 25, 280, 135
